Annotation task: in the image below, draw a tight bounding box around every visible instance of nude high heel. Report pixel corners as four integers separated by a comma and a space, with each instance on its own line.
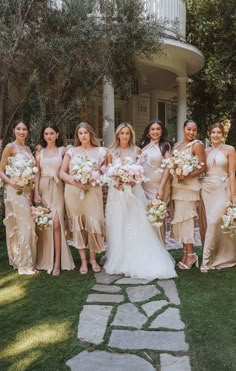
178, 253, 199, 270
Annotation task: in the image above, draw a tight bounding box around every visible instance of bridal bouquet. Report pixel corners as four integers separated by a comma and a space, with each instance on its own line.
160, 150, 204, 183
104, 156, 147, 191
146, 198, 167, 228
5, 157, 38, 195
70, 154, 101, 199
31, 205, 53, 230
221, 206, 236, 237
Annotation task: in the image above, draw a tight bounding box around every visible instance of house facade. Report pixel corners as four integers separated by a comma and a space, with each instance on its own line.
87, 0, 205, 145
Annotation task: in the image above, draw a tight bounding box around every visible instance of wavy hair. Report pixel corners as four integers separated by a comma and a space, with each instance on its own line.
74, 122, 100, 147
139, 119, 172, 156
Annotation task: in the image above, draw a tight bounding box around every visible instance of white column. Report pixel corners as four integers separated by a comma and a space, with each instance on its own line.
176, 77, 188, 141
103, 77, 115, 147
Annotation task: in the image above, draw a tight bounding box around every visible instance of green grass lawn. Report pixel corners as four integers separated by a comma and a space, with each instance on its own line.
173, 248, 236, 371
0, 242, 236, 371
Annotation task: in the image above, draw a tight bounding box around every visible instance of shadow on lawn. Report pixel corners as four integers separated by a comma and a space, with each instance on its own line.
0, 241, 96, 370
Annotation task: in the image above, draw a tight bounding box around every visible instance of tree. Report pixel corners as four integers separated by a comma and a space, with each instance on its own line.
185, 0, 236, 145
0, 0, 163, 146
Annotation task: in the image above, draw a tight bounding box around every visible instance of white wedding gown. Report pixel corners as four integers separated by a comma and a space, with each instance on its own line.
104, 156, 177, 280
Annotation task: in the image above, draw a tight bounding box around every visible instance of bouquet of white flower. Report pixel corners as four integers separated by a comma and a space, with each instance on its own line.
69, 154, 102, 199
104, 156, 148, 191
221, 206, 236, 237
160, 150, 204, 183
31, 205, 53, 230
5, 157, 38, 195
146, 198, 167, 228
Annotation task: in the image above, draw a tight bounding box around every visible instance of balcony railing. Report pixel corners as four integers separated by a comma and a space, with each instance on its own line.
143, 0, 186, 40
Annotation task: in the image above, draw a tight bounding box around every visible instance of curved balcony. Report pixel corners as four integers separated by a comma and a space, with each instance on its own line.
144, 0, 186, 41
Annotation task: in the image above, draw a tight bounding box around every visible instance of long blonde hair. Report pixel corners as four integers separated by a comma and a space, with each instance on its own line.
74, 122, 100, 147
110, 122, 136, 150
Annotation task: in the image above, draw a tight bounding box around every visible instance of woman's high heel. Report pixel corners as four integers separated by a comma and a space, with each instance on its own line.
178, 253, 199, 270
177, 249, 187, 268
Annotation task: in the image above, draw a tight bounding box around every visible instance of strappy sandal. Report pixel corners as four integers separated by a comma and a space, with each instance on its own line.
80, 259, 88, 275
89, 259, 101, 273
52, 268, 61, 276
177, 249, 187, 268
178, 253, 199, 270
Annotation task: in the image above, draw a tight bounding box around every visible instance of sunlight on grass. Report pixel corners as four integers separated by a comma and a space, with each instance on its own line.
0, 284, 26, 305
8, 350, 42, 371
1, 320, 71, 359
0, 272, 18, 286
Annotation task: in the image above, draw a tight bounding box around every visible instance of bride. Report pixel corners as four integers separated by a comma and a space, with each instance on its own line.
104, 123, 177, 280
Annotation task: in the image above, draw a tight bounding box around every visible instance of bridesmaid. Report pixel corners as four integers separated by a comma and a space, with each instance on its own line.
200, 123, 236, 272
34, 124, 75, 276
171, 119, 206, 269
0, 121, 37, 274
59, 122, 106, 274
139, 119, 172, 244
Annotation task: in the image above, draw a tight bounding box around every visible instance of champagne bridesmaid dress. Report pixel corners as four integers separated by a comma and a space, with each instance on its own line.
142, 141, 170, 244
200, 148, 236, 269
171, 140, 201, 244
36, 147, 75, 273
4, 143, 37, 274
64, 147, 106, 253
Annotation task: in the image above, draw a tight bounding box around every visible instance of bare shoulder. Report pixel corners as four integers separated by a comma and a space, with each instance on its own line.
193, 140, 204, 149
3, 142, 15, 154
224, 144, 235, 153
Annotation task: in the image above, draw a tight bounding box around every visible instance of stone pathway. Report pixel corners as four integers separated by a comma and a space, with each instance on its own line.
66, 272, 192, 371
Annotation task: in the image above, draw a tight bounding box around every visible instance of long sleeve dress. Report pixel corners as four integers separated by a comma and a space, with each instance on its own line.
36, 147, 75, 273
200, 148, 236, 269
4, 143, 37, 274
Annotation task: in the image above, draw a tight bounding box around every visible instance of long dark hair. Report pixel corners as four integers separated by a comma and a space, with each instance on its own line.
139, 119, 172, 156
40, 124, 64, 148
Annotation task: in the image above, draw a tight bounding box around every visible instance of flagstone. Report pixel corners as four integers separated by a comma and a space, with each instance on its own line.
115, 278, 152, 285
160, 354, 191, 371
109, 329, 189, 351
92, 284, 121, 293
158, 279, 180, 305
142, 300, 169, 317
78, 305, 112, 345
149, 307, 185, 330
95, 271, 122, 284
66, 351, 156, 371
112, 303, 147, 329
87, 294, 124, 303
126, 285, 160, 303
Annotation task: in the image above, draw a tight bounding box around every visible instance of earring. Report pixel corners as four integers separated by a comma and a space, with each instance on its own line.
147, 134, 150, 138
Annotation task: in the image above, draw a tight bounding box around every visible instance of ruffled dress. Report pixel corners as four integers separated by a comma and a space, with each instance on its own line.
3, 144, 37, 274
36, 147, 75, 273
171, 140, 201, 244
64, 147, 106, 252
